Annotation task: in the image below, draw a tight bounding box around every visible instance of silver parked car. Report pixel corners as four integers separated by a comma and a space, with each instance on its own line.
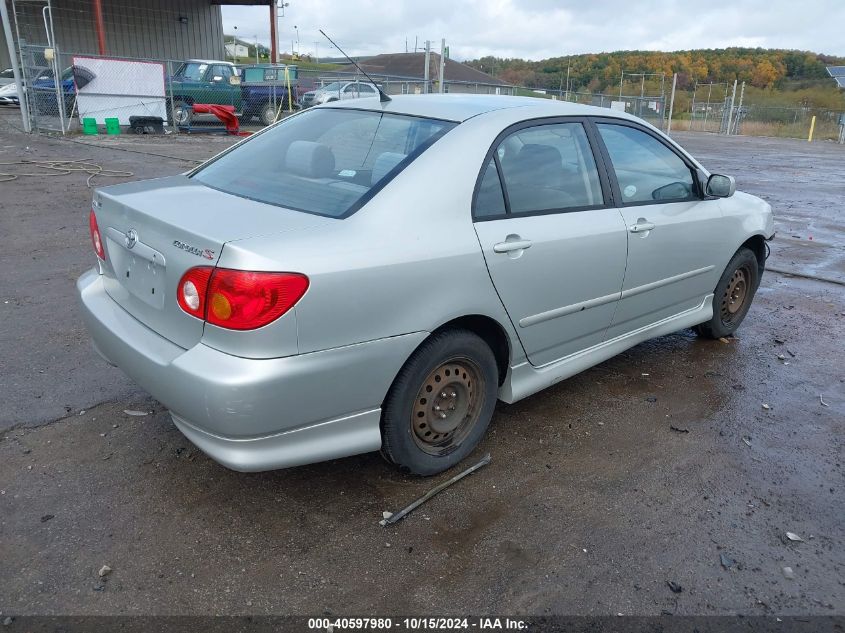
299, 80, 380, 108
0, 68, 15, 86
78, 95, 774, 475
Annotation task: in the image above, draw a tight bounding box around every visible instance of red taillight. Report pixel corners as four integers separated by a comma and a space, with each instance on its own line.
89, 209, 105, 260
177, 267, 308, 331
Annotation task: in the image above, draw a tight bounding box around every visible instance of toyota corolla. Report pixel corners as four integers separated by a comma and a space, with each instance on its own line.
77, 94, 774, 475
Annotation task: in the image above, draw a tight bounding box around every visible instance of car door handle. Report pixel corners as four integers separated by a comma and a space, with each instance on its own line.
493, 239, 533, 253
628, 220, 656, 233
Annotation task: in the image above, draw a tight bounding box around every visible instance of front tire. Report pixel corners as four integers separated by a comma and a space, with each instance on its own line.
696, 247, 760, 339
381, 329, 498, 476
173, 100, 192, 127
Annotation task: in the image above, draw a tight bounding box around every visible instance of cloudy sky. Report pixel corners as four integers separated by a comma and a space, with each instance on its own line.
223, 0, 845, 61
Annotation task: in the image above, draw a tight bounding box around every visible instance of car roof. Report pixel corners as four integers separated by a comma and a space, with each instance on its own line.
322, 94, 644, 124
185, 59, 232, 65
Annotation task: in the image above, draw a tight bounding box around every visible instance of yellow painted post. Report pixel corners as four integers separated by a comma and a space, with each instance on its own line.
808, 115, 816, 142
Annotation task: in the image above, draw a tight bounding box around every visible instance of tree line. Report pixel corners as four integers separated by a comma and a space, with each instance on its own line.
465, 48, 845, 93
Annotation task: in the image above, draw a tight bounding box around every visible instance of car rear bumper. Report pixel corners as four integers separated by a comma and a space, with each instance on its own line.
77, 268, 427, 471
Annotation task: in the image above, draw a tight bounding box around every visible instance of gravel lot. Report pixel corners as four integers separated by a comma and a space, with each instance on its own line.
0, 108, 843, 617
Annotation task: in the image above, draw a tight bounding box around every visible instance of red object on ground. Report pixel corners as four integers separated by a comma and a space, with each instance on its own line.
190, 104, 250, 136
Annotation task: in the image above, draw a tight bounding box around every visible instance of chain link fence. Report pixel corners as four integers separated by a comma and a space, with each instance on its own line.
7, 47, 843, 143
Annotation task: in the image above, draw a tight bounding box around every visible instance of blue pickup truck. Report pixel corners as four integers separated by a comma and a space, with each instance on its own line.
239, 64, 300, 125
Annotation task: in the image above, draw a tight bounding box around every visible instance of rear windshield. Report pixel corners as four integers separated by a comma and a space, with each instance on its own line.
192, 108, 456, 218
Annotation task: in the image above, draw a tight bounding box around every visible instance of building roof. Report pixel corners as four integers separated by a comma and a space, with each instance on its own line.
358, 53, 509, 86
321, 93, 644, 124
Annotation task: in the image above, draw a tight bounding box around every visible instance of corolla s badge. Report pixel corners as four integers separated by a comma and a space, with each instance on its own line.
124, 229, 138, 249
173, 239, 215, 260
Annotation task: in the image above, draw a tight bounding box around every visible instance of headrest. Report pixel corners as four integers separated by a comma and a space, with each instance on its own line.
371, 152, 407, 186
517, 143, 561, 167
285, 141, 335, 178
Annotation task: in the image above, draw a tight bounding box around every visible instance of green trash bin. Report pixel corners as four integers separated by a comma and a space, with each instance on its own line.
105, 118, 120, 135
82, 118, 98, 135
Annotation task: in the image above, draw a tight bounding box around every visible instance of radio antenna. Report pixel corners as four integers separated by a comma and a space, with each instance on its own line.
319, 29, 391, 103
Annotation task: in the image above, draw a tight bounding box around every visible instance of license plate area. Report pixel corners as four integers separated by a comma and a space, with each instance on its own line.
105, 229, 166, 309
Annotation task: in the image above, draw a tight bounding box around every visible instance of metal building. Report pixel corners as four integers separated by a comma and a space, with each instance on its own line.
1, 0, 271, 69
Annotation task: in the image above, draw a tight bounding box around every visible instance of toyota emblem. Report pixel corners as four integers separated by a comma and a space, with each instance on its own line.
125, 229, 138, 249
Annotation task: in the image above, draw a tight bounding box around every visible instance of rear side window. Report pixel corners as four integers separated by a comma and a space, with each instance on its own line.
596, 124, 696, 203
243, 68, 263, 82
475, 158, 506, 217
192, 108, 456, 218
495, 122, 604, 215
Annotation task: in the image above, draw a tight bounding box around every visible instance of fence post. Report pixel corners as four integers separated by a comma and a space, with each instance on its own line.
167, 60, 177, 133
734, 81, 745, 135
725, 79, 737, 135
808, 116, 816, 142
438, 38, 445, 94
423, 40, 430, 94
666, 73, 677, 134
0, 0, 31, 132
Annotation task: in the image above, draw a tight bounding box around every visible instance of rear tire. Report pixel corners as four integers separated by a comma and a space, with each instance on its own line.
381, 329, 498, 476
259, 102, 278, 126
696, 247, 760, 339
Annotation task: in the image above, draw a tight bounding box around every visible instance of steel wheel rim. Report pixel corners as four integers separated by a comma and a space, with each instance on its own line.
411, 358, 484, 456
262, 104, 276, 124
721, 264, 751, 323
175, 106, 189, 125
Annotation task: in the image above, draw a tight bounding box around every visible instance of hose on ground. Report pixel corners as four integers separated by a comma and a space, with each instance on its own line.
0, 158, 134, 187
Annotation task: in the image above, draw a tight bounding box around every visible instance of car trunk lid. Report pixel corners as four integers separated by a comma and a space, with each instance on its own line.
94, 175, 330, 349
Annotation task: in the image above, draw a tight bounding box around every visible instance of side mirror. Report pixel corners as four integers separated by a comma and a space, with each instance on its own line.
706, 174, 736, 198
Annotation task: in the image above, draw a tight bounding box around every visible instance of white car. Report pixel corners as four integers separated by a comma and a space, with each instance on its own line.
0, 68, 15, 86
0, 80, 19, 106
299, 80, 380, 108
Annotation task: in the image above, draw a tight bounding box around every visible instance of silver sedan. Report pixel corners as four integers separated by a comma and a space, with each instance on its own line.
77, 95, 774, 475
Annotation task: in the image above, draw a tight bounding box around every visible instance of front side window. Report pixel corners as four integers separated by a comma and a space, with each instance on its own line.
178, 62, 208, 81
596, 123, 696, 203
192, 108, 456, 218
495, 122, 604, 215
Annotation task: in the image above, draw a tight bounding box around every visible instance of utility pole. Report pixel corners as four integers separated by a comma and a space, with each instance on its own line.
313, 41, 320, 63
565, 60, 571, 101
423, 40, 431, 94
270, 3, 277, 62
438, 38, 446, 93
